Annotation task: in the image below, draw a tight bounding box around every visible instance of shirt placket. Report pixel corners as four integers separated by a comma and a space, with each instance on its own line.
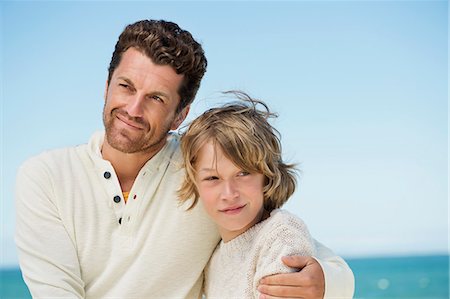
100, 168, 125, 226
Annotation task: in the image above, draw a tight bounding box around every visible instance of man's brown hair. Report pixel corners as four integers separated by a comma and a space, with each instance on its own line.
108, 20, 207, 112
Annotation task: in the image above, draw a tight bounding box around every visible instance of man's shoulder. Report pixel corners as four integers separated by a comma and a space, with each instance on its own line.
165, 132, 182, 163
20, 132, 101, 169
19, 143, 88, 174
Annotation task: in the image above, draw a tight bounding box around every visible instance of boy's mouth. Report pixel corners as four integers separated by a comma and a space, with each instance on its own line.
219, 204, 247, 214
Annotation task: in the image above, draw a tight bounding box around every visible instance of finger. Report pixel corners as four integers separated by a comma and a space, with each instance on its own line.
260, 293, 300, 299
260, 273, 302, 286
281, 255, 313, 268
258, 284, 306, 298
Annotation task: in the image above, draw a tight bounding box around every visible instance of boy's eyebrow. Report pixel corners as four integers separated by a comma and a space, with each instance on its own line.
197, 168, 218, 173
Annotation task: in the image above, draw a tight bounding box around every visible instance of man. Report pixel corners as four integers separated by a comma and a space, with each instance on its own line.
15, 19, 354, 298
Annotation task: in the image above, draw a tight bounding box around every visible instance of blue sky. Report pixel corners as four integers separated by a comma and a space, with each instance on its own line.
1, 1, 448, 266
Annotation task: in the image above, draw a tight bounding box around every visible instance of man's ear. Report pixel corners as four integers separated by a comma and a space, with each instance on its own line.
171, 105, 190, 130
104, 80, 109, 102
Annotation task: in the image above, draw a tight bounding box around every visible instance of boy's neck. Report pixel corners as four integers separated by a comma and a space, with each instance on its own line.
220, 208, 270, 243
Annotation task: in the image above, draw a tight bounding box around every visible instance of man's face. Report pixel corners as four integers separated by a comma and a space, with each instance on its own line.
103, 47, 188, 154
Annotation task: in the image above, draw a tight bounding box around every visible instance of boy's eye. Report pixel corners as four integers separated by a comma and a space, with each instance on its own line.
238, 171, 250, 177
204, 176, 219, 181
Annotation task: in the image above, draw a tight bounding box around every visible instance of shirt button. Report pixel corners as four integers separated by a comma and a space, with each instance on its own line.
113, 195, 121, 203
104, 171, 111, 179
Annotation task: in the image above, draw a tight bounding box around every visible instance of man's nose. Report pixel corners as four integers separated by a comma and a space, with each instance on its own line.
125, 94, 145, 118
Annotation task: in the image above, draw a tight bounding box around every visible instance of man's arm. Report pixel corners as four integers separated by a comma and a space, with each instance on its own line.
258, 240, 354, 299
15, 158, 85, 298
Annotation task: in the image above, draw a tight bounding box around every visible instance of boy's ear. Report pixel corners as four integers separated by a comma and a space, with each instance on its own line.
171, 105, 190, 130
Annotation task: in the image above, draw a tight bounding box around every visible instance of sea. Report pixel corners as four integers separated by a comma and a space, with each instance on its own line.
0, 255, 448, 298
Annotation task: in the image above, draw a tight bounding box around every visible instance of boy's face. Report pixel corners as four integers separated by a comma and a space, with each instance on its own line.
194, 141, 265, 242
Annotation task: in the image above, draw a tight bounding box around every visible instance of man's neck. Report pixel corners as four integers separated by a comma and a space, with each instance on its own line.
101, 141, 163, 192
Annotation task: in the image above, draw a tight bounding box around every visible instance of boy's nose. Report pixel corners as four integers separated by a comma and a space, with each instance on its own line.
221, 180, 239, 200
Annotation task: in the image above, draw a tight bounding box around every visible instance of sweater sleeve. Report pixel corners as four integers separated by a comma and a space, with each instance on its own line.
313, 240, 355, 299
15, 156, 85, 298
252, 214, 316, 298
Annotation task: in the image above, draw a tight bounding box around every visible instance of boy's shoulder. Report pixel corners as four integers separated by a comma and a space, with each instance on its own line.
264, 209, 307, 231
256, 209, 312, 246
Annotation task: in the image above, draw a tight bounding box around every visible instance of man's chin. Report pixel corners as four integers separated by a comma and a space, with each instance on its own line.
106, 132, 144, 153
109, 143, 136, 154
104, 126, 168, 155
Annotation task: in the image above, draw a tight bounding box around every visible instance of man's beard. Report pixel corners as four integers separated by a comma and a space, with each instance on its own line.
103, 108, 172, 154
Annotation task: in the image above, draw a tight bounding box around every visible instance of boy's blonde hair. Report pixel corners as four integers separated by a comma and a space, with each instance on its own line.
178, 91, 297, 211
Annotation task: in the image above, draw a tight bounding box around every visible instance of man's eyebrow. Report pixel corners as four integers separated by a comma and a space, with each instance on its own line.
117, 76, 135, 87
117, 76, 171, 99
150, 90, 171, 99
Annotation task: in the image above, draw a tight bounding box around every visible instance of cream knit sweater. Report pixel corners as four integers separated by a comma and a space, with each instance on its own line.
204, 209, 317, 299
15, 132, 220, 299
16, 132, 354, 298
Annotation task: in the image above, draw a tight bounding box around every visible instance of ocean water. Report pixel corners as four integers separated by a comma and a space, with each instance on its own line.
0, 268, 30, 299
347, 255, 449, 299
1, 255, 448, 298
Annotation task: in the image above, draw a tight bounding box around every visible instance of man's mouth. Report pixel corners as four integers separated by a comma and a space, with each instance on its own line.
116, 113, 145, 130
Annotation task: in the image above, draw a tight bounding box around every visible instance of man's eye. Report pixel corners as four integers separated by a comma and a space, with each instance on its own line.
151, 95, 164, 103
119, 83, 132, 91
238, 171, 250, 177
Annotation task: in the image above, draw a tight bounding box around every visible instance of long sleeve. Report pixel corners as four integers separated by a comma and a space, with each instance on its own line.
253, 215, 316, 298
203, 209, 353, 299
204, 209, 317, 299
313, 240, 355, 299
14, 133, 220, 298
15, 156, 85, 298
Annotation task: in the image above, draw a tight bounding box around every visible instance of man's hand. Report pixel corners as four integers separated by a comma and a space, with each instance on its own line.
258, 256, 325, 299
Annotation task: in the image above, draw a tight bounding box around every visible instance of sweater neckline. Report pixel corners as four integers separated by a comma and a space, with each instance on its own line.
218, 209, 281, 254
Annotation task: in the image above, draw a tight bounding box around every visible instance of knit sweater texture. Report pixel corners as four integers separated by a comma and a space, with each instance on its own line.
204, 209, 316, 299
15, 132, 220, 299
15, 131, 354, 298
